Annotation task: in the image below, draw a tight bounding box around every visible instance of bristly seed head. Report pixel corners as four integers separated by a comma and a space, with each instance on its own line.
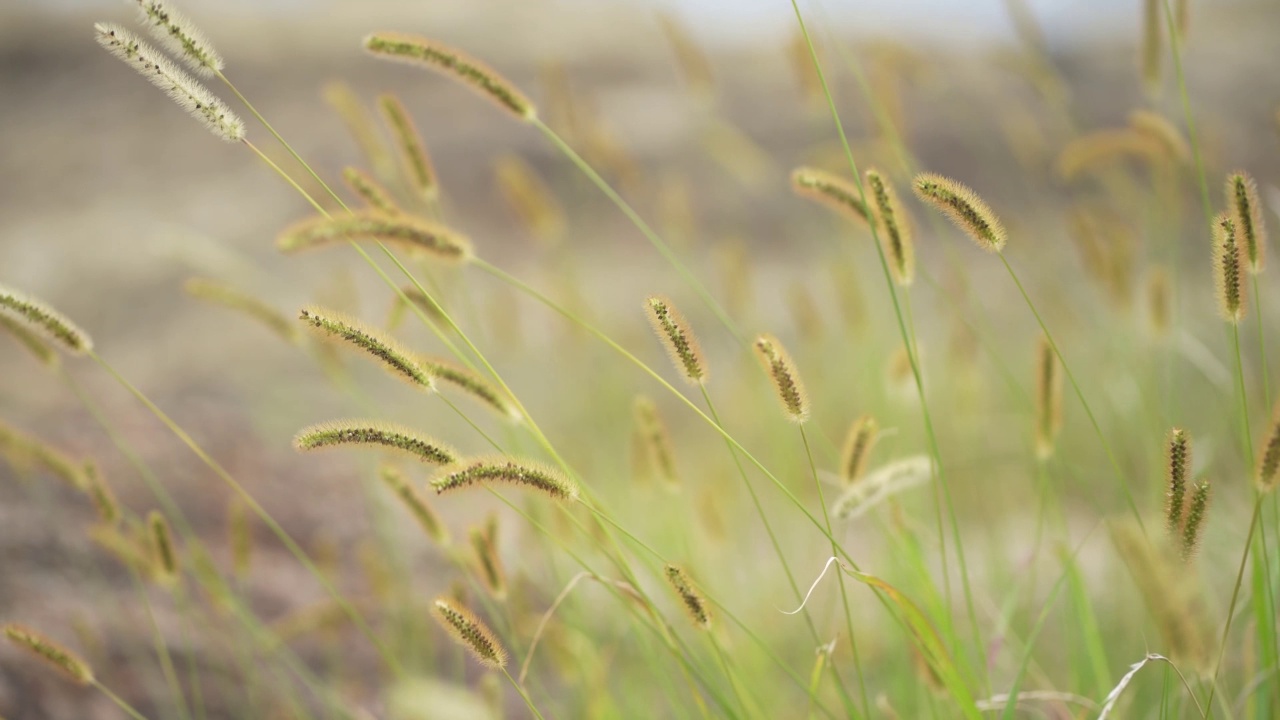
1226, 171, 1266, 273
298, 307, 434, 390
363, 33, 536, 121
2, 624, 94, 684
753, 333, 809, 423
1165, 427, 1191, 534
380, 465, 449, 545
94, 23, 243, 141
294, 420, 458, 465
663, 564, 711, 629
431, 456, 577, 501
633, 395, 679, 488
644, 296, 707, 384
791, 167, 874, 227
0, 283, 93, 355
131, 0, 223, 75
1179, 480, 1210, 562
840, 415, 879, 485
432, 597, 507, 668
377, 94, 439, 201
0, 312, 59, 367
865, 168, 915, 286
912, 172, 1007, 251
185, 278, 300, 344
1033, 335, 1062, 459
148, 510, 179, 583
417, 355, 521, 422
1213, 212, 1247, 323
342, 167, 400, 215
278, 211, 472, 261
1256, 400, 1280, 493
82, 461, 120, 527
469, 517, 507, 600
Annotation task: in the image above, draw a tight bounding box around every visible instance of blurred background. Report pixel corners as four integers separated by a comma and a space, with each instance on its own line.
2, 0, 1280, 717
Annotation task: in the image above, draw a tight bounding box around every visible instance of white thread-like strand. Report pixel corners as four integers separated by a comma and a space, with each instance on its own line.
1097, 653, 1171, 719
780, 556, 844, 615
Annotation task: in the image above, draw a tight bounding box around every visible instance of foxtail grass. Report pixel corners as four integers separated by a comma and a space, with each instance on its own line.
431, 457, 577, 501
293, 420, 457, 465
298, 307, 434, 390
753, 333, 809, 423
645, 296, 708, 385
0, 283, 94, 355
278, 212, 472, 261
377, 93, 438, 202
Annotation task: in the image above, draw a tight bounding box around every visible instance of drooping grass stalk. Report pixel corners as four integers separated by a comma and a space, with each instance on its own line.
785, 0, 981, 679
93, 680, 154, 720
501, 667, 549, 720
86, 351, 401, 678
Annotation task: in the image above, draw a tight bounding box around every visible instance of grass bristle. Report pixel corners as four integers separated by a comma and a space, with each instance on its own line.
791, 167, 874, 227
1165, 428, 1191, 534
0, 283, 93, 355
2, 624, 94, 685
644, 296, 707, 385
94, 23, 243, 142
185, 278, 300, 344
379, 465, 449, 545
753, 333, 809, 423
1226, 171, 1266, 273
432, 597, 508, 668
430, 456, 577, 501
912, 172, 1007, 251
1213, 212, 1247, 323
865, 168, 915, 286
363, 33, 536, 121
342, 167, 400, 215
298, 306, 434, 390
839, 415, 880, 485
278, 211, 472, 261
294, 420, 458, 465
1033, 335, 1062, 459
131, 0, 223, 75
663, 564, 711, 629
377, 94, 438, 202
633, 395, 679, 489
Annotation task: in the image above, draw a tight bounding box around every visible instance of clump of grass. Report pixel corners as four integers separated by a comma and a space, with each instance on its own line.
294, 421, 458, 465
432, 597, 508, 668
0, 283, 93, 355
912, 172, 1006, 251
753, 334, 809, 423
278, 212, 472, 261
431, 457, 577, 501
363, 33, 536, 121
645, 296, 707, 385
2, 624, 94, 684
663, 564, 711, 629
0, 312, 59, 367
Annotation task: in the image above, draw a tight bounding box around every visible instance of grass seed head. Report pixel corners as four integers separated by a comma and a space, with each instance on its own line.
1226, 171, 1266, 273
1256, 400, 1280, 492
663, 564, 711, 629
1165, 428, 1191, 534
2, 624, 94, 685
469, 517, 507, 600
95, 23, 243, 141
495, 155, 565, 248
1213, 212, 1247, 323
1129, 110, 1190, 163
298, 307, 434, 390
912, 172, 1006, 251
379, 465, 450, 545
342, 167, 400, 215
148, 510, 179, 584
294, 420, 458, 465
1179, 480, 1211, 562
81, 461, 120, 527
431, 456, 577, 501
377, 94, 439, 201
186, 278, 300, 344
0, 312, 59, 367
363, 33, 536, 121
840, 415, 880, 485
0, 283, 93, 355
432, 597, 508, 668
633, 395, 679, 489
865, 168, 915, 285
278, 211, 472, 262
754, 333, 809, 423
131, 0, 223, 75
645, 296, 707, 385
1145, 265, 1171, 337
1033, 335, 1062, 459
791, 167, 874, 227
418, 355, 520, 422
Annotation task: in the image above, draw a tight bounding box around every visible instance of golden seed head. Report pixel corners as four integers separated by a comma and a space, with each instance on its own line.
342, 167, 400, 215
379, 465, 450, 545
791, 167, 874, 226
644, 296, 707, 384
1213, 212, 1247, 323
1179, 481, 1211, 562
1226, 171, 1266, 273
294, 420, 458, 465
1033, 335, 1062, 459
185, 278, 300, 344
1165, 427, 1191, 534
0, 283, 93, 355
278, 212, 472, 261
363, 33, 536, 121
912, 172, 1006, 251
94, 23, 243, 142
865, 168, 915, 286
1257, 400, 1280, 493
377, 94, 438, 201
753, 333, 809, 423
432, 597, 508, 668
2, 624, 94, 684
298, 307, 435, 390
131, 0, 223, 75
663, 564, 711, 629
431, 456, 577, 501
840, 415, 880, 485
